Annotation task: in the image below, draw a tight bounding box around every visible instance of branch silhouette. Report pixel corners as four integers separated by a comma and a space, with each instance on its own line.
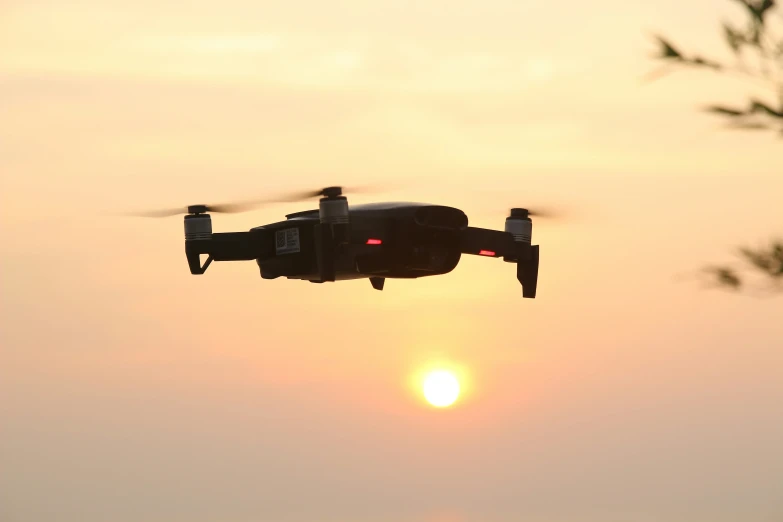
648, 0, 782, 295
649, 0, 783, 135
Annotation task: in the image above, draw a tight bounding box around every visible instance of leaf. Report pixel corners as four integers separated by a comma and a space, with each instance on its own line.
739, 246, 774, 272
690, 56, 723, 69
738, 243, 783, 280
757, 0, 776, 22
654, 35, 684, 60
749, 99, 783, 117
772, 242, 783, 276
730, 0, 759, 20
704, 105, 746, 116
725, 120, 771, 130
705, 266, 743, 289
723, 22, 744, 52
730, 0, 774, 23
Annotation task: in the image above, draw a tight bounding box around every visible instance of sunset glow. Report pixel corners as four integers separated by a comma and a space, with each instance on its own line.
423, 370, 461, 408
2, 0, 782, 521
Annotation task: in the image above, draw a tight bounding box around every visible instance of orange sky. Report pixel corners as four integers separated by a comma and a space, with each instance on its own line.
1, 1, 782, 522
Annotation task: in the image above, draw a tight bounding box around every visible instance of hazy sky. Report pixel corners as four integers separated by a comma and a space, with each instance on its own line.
1, 1, 782, 522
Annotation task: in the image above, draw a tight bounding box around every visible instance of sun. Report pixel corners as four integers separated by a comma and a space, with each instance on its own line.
422, 370, 460, 408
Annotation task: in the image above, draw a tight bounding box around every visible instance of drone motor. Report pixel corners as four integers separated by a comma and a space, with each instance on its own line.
505, 208, 532, 245
184, 208, 213, 241
318, 186, 350, 225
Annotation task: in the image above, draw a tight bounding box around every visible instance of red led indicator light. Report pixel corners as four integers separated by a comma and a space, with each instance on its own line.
478, 250, 496, 256
366, 238, 383, 245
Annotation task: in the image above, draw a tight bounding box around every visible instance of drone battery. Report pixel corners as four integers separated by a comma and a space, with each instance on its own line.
184, 214, 212, 241
257, 223, 318, 279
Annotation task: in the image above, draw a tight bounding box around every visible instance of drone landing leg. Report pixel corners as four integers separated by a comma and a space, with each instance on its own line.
517, 245, 539, 298
369, 277, 385, 291
187, 253, 213, 275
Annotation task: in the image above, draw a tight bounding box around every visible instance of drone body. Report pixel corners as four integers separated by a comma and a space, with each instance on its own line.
176, 187, 540, 298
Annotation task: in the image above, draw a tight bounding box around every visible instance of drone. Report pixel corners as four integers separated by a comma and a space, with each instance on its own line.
135, 186, 544, 298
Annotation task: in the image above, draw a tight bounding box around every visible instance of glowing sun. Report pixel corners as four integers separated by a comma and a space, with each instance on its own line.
422, 370, 460, 407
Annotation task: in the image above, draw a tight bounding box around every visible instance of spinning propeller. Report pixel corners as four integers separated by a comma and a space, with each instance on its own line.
124, 184, 569, 224
127, 185, 374, 218
507, 207, 560, 220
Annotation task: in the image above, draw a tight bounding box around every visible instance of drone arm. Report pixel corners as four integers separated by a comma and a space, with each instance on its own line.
459, 227, 538, 298
185, 230, 272, 274
459, 227, 531, 260
207, 232, 271, 261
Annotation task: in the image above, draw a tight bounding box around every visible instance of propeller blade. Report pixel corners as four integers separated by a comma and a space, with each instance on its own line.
122, 184, 385, 218
206, 186, 350, 213
126, 207, 190, 218
524, 207, 561, 219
